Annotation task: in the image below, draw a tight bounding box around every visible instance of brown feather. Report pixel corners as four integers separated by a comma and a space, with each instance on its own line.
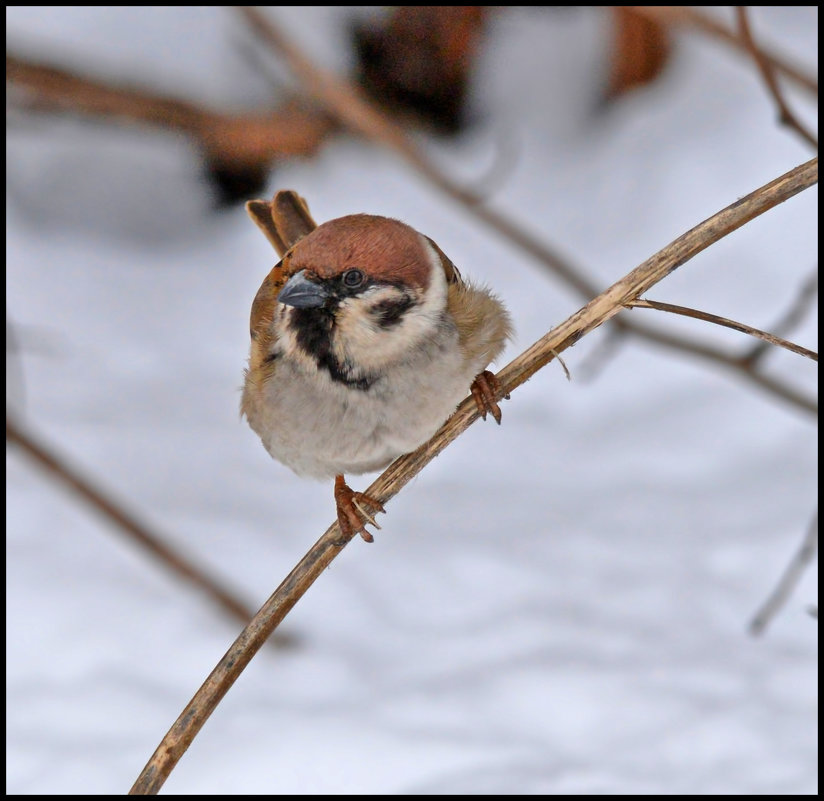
288, 215, 433, 290
245, 200, 289, 255
245, 190, 317, 258
270, 191, 317, 252
446, 280, 512, 367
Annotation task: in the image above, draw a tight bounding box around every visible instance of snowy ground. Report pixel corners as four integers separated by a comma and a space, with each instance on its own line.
6, 7, 818, 795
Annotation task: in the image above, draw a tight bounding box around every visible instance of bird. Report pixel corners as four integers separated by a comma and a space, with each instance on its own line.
241, 191, 512, 543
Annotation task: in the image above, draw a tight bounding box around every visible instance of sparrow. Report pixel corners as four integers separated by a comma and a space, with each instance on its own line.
241, 191, 512, 543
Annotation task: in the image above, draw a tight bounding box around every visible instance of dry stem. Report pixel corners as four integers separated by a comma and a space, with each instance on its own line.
625, 299, 817, 362
129, 155, 818, 795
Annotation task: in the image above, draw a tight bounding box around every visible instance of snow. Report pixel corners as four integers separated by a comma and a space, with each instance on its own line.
6, 6, 817, 794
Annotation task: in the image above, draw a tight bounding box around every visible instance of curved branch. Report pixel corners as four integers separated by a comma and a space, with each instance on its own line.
129, 156, 818, 795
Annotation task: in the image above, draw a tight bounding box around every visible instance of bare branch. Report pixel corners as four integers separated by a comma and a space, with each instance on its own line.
236, 7, 817, 417
129, 156, 818, 795
735, 8, 818, 150
626, 298, 817, 361
750, 511, 818, 636
6, 416, 256, 627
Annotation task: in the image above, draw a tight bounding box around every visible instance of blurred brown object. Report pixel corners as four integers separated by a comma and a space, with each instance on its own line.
353, 6, 488, 134
607, 7, 671, 99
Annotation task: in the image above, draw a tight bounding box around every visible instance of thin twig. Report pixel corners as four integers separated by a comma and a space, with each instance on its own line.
735, 8, 818, 150
742, 270, 818, 366
630, 7, 818, 96
129, 156, 818, 795
236, 6, 817, 417
7, 416, 256, 626
626, 298, 817, 361
749, 511, 818, 636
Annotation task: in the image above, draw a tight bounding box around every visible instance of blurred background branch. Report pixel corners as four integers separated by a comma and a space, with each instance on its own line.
749, 510, 818, 636
6, 415, 259, 627
735, 7, 818, 149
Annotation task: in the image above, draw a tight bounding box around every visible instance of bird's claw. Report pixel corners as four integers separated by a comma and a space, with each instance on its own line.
470, 370, 506, 425
334, 476, 386, 543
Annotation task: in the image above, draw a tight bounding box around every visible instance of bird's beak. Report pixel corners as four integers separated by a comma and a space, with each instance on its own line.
277, 270, 330, 308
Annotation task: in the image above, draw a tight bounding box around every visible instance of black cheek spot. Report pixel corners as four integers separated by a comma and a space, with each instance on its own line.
373, 296, 414, 328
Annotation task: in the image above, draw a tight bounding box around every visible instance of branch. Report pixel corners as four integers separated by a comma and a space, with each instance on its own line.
735, 7, 818, 150
129, 156, 818, 795
749, 511, 818, 636
236, 7, 817, 416
7, 415, 257, 626
625, 298, 817, 362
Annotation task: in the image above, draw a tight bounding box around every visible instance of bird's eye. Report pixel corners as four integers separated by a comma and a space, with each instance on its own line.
342, 269, 365, 289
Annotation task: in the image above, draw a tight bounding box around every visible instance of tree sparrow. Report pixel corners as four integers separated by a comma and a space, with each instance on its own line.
242, 192, 512, 542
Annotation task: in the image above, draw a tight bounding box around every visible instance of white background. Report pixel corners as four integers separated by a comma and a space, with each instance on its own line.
6, 7, 818, 794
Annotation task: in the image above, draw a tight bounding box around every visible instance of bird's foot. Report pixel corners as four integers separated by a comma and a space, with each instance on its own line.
470, 370, 507, 424
334, 475, 386, 543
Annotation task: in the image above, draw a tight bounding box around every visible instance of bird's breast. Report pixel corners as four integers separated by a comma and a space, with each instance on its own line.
246, 338, 474, 479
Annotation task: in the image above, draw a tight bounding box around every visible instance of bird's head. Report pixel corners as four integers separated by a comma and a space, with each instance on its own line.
274, 214, 458, 381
